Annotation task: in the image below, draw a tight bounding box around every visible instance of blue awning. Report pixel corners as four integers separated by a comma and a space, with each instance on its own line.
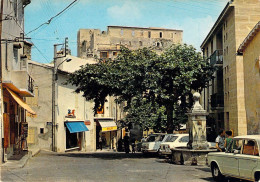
65, 122, 89, 133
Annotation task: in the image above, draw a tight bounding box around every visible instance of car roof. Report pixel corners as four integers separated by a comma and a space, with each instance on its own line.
234, 135, 260, 143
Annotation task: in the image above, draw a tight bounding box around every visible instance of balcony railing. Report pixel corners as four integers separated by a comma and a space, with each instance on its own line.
211, 93, 224, 108
210, 50, 223, 66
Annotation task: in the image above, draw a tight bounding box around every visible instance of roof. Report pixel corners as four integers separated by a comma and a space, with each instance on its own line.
107, 25, 183, 32
234, 135, 260, 144
200, 1, 233, 49
237, 21, 260, 53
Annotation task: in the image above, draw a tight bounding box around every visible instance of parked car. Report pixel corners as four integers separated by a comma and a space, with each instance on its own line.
208, 135, 260, 182
142, 133, 168, 155
159, 134, 189, 157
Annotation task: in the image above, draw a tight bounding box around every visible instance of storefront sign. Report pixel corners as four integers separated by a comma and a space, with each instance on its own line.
102, 126, 117, 132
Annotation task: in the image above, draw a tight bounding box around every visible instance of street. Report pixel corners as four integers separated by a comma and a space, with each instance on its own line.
1, 150, 214, 182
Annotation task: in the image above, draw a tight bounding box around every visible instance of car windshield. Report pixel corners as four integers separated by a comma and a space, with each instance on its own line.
146, 134, 164, 142
165, 136, 178, 142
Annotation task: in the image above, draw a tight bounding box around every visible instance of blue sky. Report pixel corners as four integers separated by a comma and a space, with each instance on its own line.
25, 0, 228, 63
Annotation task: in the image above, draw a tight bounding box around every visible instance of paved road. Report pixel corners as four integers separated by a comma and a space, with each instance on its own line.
1, 150, 215, 182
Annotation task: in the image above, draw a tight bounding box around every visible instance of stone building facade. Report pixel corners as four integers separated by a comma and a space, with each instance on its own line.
237, 21, 260, 135
201, 0, 260, 136
77, 26, 183, 59
0, 0, 34, 163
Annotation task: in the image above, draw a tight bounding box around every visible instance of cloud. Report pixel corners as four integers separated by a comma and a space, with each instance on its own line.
107, 1, 143, 25
163, 15, 215, 51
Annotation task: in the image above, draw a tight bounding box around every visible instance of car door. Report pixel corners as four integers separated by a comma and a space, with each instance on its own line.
221, 139, 241, 177
238, 139, 258, 180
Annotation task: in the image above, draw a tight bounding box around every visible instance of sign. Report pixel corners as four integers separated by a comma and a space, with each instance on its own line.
102, 126, 117, 132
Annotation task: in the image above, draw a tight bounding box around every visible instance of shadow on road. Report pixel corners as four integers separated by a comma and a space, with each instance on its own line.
53, 151, 152, 160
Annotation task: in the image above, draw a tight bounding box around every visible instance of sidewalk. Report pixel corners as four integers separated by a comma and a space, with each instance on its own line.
0, 148, 40, 169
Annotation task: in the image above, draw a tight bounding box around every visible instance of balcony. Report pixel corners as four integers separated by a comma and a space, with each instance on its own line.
3, 71, 34, 97
210, 50, 223, 66
211, 93, 224, 109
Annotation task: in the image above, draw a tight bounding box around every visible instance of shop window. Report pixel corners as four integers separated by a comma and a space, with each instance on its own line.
159, 32, 163, 38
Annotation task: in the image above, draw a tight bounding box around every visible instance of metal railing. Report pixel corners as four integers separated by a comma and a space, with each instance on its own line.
210, 50, 223, 65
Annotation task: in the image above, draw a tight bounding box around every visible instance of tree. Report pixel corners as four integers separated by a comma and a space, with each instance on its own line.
67, 44, 214, 133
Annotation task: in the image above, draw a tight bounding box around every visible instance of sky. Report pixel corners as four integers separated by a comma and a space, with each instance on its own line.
24, 0, 228, 63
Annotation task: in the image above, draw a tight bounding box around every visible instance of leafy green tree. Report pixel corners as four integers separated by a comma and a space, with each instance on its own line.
67, 44, 214, 133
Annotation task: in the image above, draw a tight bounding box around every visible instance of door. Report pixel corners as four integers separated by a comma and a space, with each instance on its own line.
238, 140, 258, 180
221, 139, 242, 176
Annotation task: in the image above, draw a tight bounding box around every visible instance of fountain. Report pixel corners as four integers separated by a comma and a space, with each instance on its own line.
171, 92, 217, 165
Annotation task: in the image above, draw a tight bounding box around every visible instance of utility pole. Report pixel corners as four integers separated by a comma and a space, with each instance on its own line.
52, 38, 70, 152
0, 0, 4, 164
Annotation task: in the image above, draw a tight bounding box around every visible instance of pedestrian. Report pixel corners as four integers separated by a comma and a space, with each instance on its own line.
124, 134, 130, 154
225, 130, 233, 152
131, 138, 135, 153
99, 136, 102, 150
215, 129, 225, 152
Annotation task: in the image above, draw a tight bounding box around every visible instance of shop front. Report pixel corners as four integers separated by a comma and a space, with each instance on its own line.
3, 87, 36, 160
64, 121, 89, 151
95, 118, 117, 150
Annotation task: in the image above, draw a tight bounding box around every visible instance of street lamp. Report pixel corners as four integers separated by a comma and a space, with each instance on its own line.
52, 55, 72, 151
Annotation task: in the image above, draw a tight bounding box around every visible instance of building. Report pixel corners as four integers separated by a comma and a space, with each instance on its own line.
201, 0, 260, 136
237, 21, 260, 134
77, 26, 183, 59
26, 55, 121, 152
0, 0, 34, 163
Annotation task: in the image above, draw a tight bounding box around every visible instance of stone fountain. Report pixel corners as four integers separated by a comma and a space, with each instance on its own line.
171, 92, 217, 165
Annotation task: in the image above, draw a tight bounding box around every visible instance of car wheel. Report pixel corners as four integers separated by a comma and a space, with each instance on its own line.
211, 163, 224, 181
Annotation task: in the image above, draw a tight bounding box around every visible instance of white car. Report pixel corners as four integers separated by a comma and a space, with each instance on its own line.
208, 135, 260, 182
141, 133, 168, 154
159, 134, 189, 156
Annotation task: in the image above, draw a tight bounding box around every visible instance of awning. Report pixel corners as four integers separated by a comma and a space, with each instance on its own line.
99, 121, 117, 132
65, 122, 89, 133
6, 88, 36, 116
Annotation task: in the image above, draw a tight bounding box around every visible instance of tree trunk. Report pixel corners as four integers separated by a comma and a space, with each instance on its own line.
166, 103, 174, 133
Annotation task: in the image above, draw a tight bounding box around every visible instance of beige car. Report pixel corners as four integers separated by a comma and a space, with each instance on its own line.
208, 135, 260, 182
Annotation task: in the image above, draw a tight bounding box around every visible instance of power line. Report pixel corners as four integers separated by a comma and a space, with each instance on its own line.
26, 0, 78, 35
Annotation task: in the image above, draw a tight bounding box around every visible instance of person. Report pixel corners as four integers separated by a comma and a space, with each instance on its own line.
99, 136, 102, 150
124, 135, 130, 154
131, 138, 135, 153
215, 129, 225, 152
224, 130, 233, 152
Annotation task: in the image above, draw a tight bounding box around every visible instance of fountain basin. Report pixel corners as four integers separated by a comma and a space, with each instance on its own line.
171, 147, 217, 166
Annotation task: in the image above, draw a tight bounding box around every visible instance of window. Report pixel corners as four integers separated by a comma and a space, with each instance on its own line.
179, 136, 189, 143
243, 140, 259, 156
171, 33, 173, 38
120, 29, 123, 36
13, 47, 18, 63
40, 128, 44, 134
159, 32, 163, 38
129, 41, 131, 46
148, 31, 151, 38
140, 30, 143, 36
113, 52, 117, 56
100, 52, 108, 58
132, 30, 135, 36
139, 41, 142, 46
156, 42, 160, 47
